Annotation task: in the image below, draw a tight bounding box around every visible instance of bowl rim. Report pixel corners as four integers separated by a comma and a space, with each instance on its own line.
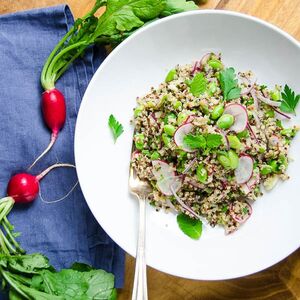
75, 9, 300, 280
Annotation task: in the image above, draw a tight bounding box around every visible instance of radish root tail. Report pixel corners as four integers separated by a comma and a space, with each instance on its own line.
36, 163, 76, 181
28, 132, 57, 170
39, 180, 79, 204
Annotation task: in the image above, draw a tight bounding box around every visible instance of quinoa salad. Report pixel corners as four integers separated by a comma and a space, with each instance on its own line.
130, 53, 299, 236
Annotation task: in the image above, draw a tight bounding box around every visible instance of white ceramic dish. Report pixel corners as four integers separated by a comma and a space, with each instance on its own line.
75, 10, 300, 280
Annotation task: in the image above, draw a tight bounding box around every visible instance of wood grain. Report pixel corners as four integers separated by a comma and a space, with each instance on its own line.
1, 1, 299, 299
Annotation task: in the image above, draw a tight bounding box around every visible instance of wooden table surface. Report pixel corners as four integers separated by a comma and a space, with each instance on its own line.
1, 0, 300, 299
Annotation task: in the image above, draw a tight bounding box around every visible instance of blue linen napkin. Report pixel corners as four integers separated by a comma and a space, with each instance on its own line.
0, 4, 125, 293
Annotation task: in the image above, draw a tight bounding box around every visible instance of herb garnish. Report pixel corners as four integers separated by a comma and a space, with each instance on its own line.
108, 114, 124, 142
177, 213, 202, 240
183, 133, 223, 150
219, 67, 241, 101
279, 85, 300, 114
189, 72, 207, 97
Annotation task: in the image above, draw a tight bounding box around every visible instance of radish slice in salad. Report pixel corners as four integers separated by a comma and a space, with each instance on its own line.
174, 122, 196, 152
235, 155, 253, 184
157, 176, 182, 196
152, 160, 175, 181
224, 104, 248, 133
229, 201, 252, 224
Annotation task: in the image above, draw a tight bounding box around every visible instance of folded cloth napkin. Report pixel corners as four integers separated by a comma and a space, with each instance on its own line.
0, 4, 125, 293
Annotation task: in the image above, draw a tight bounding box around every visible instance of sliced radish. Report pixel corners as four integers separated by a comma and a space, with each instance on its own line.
224, 104, 248, 133
173, 122, 196, 153
132, 150, 141, 159
240, 184, 251, 195
157, 176, 182, 196
152, 160, 175, 181
199, 53, 211, 70
247, 171, 260, 188
235, 155, 253, 184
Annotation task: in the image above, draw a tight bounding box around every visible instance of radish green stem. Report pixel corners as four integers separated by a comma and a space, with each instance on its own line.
55, 46, 86, 82
2, 221, 25, 254
0, 269, 30, 300
36, 163, 76, 181
41, 28, 76, 90
28, 132, 57, 170
45, 41, 87, 89
0, 230, 16, 254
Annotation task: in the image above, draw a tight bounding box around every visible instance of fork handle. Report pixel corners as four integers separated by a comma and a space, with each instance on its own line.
132, 196, 148, 300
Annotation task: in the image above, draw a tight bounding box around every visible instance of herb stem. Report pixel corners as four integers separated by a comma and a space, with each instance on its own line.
0, 229, 16, 254
0, 268, 30, 300
2, 220, 25, 254
44, 41, 88, 90
41, 27, 76, 90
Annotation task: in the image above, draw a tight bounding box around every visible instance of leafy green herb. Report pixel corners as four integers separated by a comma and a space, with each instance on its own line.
183, 133, 222, 150
177, 213, 202, 240
219, 67, 241, 100
183, 134, 206, 149
189, 72, 207, 97
42, 0, 198, 90
165, 69, 177, 82
108, 114, 124, 142
206, 134, 223, 148
160, 0, 198, 16
280, 85, 300, 114
0, 197, 116, 299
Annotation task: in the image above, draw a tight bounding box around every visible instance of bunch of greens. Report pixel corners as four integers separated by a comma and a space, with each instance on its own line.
41, 0, 198, 90
0, 197, 116, 300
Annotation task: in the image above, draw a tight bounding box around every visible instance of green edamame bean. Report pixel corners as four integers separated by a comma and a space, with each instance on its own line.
164, 124, 176, 136
134, 106, 143, 117
150, 151, 160, 160
135, 133, 145, 150
270, 89, 281, 101
173, 100, 182, 110
227, 135, 242, 150
165, 69, 176, 83
177, 112, 187, 125
237, 130, 249, 139
208, 59, 223, 70
261, 165, 273, 175
217, 114, 234, 129
208, 81, 218, 96
211, 104, 224, 120
164, 112, 177, 124
228, 150, 239, 169
217, 154, 231, 169
196, 164, 208, 183
162, 133, 171, 146
258, 147, 266, 154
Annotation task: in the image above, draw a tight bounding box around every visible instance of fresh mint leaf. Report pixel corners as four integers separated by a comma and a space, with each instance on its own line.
165, 69, 177, 82
108, 114, 124, 142
160, 0, 198, 16
177, 213, 202, 240
280, 84, 300, 114
219, 67, 241, 100
183, 134, 206, 149
206, 133, 223, 148
189, 72, 207, 97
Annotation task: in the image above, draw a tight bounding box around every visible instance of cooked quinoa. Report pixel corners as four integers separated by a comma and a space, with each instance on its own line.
131, 53, 298, 234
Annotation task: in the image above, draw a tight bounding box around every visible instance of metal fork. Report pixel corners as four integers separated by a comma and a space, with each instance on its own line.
129, 165, 151, 300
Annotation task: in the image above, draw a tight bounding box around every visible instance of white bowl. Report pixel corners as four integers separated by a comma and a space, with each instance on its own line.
75, 10, 300, 280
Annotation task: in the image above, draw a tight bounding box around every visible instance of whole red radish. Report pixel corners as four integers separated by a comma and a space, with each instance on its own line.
7, 163, 74, 204
29, 88, 66, 169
